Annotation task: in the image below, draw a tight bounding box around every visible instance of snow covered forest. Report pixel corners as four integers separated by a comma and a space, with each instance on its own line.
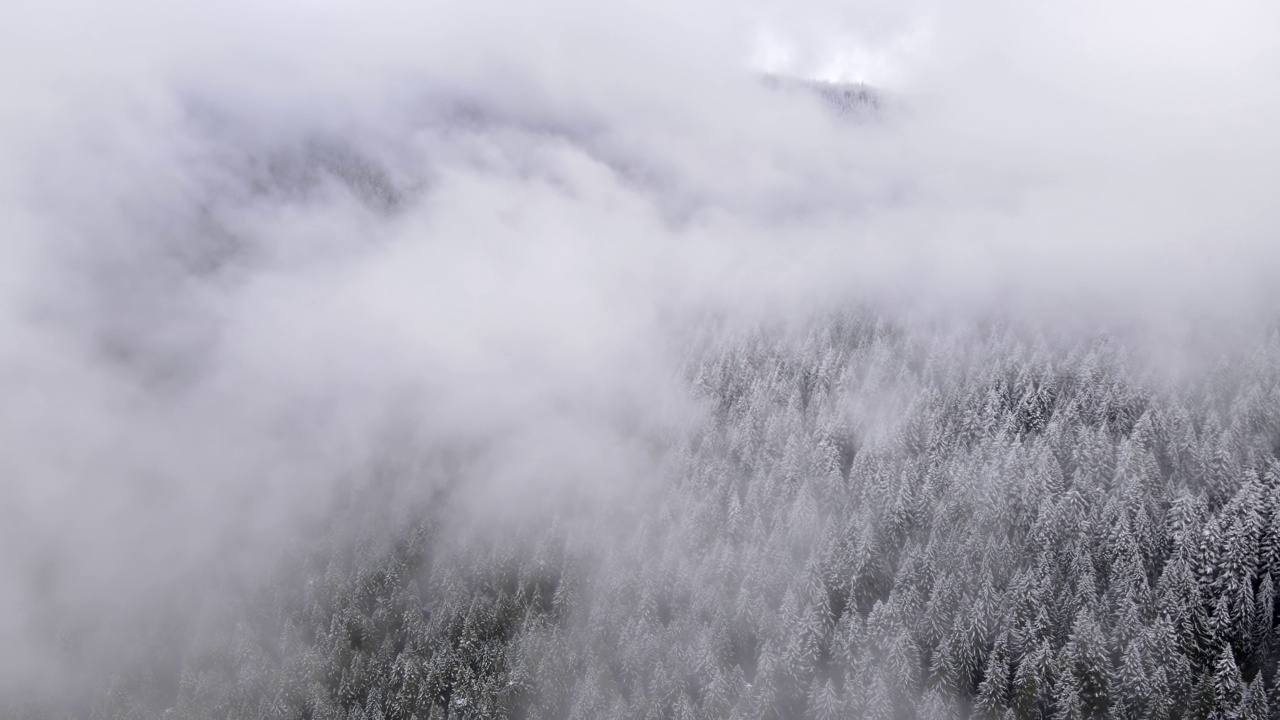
5, 1, 1280, 719
16, 317, 1280, 720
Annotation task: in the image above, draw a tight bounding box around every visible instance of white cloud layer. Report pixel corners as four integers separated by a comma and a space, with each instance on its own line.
2, 0, 1279, 699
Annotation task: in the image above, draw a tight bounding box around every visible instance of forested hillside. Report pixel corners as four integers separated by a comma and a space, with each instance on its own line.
7, 2, 1280, 719
19, 316, 1280, 720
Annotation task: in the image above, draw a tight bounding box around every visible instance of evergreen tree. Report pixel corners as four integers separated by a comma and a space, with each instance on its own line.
1212, 645, 1245, 719
1060, 607, 1109, 717
1241, 676, 1270, 720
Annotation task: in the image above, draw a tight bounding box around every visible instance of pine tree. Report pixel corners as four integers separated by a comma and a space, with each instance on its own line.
1052, 666, 1088, 720
1212, 645, 1244, 719
810, 678, 843, 720
1240, 676, 1270, 720
1011, 639, 1054, 718
1060, 607, 1109, 717
1249, 572, 1275, 671
975, 629, 1012, 717
1114, 629, 1151, 718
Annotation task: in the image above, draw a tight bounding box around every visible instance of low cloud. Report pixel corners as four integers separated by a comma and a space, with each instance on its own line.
2, 0, 1278, 703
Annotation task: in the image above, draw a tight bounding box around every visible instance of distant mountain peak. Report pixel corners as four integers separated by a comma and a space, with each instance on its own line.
760, 74, 882, 120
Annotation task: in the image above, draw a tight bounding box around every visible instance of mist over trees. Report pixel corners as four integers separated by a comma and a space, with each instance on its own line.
12, 316, 1280, 720
5, 1, 1280, 719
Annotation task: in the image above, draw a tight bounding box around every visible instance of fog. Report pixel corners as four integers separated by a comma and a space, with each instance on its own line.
3, 0, 1280, 711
